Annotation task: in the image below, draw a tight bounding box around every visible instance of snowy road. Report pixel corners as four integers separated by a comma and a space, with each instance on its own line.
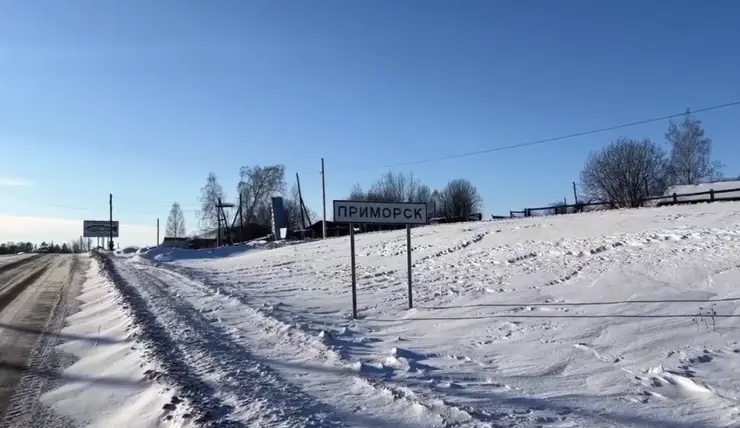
0, 255, 83, 428
104, 255, 347, 428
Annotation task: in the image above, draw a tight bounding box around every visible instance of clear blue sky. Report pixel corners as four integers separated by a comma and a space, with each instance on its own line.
1, 0, 739, 245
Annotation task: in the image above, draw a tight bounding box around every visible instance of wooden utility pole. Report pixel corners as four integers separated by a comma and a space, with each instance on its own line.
109, 194, 114, 251
216, 198, 235, 246
572, 181, 578, 205
296, 173, 307, 229
321, 158, 327, 239
216, 199, 221, 247
296, 173, 312, 230
239, 193, 244, 243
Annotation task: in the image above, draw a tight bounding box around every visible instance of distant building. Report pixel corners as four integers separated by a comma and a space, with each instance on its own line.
192, 223, 271, 245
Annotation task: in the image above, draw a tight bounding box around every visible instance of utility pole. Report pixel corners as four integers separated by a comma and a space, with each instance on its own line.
109, 194, 114, 251
239, 193, 244, 244
156, 218, 160, 246
216, 199, 221, 247
296, 173, 307, 229
321, 158, 327, 239
572, 181, 578, 205
215, 198, 235, 246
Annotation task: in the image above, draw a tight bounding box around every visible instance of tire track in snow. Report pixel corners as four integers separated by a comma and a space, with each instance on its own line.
156, 262, 549, 428
99, 254, 345, 428
2, 256, 81, 428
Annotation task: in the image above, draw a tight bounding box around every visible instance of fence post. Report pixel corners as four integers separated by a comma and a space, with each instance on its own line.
710, 189, 715, 202
672, 193, 677, 204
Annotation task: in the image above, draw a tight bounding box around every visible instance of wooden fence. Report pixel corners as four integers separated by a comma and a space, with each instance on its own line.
507, 187, 740, 219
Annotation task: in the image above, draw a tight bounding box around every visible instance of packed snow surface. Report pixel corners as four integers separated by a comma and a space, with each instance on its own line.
41, 263, 183, 428
0, 253, 34, 266
51, 202, 740, 427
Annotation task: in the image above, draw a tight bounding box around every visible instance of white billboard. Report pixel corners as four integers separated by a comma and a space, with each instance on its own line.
83, 220, 119, 238
333, 200, 428, 225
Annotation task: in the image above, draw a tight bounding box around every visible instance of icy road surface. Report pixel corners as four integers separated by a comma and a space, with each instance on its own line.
51, 203, 740, 427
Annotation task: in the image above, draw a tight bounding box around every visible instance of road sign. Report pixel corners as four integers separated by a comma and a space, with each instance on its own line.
333, 200, 428, 225
83, 220, 119, 238
332, 200, 428, 319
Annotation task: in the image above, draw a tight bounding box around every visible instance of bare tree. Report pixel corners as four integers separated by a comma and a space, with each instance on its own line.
429, 189, 443, 217
439, 178, 483, 217
197, 172, 226, 231
666, 110, 723, 185
237, 165, 286, 225
416, 184, 432, 204
349, 172, 430, 203
369, 171, 426, 202
166, 202, 187, 237
580, 138, 668, 208
348, 183, 366, 200
284, 184, 317, 231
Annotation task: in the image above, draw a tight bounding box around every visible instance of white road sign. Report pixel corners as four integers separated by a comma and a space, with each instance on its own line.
83, 220, 119, 238
333, 200, 428, 225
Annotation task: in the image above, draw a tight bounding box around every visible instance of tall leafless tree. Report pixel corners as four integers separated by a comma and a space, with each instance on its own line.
439, 178, 483, 217
429, 189, 443, 217
197, 172, 226, 232
580, 138, 668, 208
348, 183, 366, 200
284, 184, 317, 231
237, 165, 286, 225
666, 110, 723, 185
348, 172, 429, 203
166, 202, 187, 237
375, 171, 424, 202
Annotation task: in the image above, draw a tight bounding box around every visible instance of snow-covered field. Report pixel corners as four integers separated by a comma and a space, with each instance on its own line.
46, 202, 740, 427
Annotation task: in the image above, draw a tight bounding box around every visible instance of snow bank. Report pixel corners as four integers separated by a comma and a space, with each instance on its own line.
138, 238, 310, 264
41, 259, 189, 428
665, 179, 740, 201
142, 242, 263, 263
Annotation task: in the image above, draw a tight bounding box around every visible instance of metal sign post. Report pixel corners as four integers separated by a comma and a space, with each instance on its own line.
333, 200, 428, 319
349, 223, 357, 318
406, 224, 413, 309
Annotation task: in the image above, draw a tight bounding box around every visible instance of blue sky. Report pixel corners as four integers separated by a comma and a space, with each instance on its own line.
1, 0, 739, 246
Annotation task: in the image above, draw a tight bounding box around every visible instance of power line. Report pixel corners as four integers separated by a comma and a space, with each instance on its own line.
343, 100, 740, 172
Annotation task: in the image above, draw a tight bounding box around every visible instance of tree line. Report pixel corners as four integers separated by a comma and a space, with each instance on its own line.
0, 238, 90, 255
347, 172, 483, 219
165, 165, 317, 237
171, 165, 485, 238
576, 109, 725, 209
